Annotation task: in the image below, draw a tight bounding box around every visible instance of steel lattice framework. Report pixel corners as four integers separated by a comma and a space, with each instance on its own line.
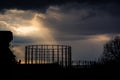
25, 45, 72, 66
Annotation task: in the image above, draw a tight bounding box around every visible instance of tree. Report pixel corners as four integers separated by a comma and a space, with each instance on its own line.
101, 36, 120, 64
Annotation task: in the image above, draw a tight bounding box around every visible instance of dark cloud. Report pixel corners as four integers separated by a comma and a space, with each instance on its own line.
40, 2, 120, 41
0, 0, 120, 41
0, 0, 119, 12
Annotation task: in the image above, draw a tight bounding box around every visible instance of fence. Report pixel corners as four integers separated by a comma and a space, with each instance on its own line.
72, 60, 97, 68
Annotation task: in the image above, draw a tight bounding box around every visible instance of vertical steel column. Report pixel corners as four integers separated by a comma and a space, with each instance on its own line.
38, 49, 40, 64
28, 47, 30, 64
65, 47, 68, 67
43, 45, 45, 64
31, 45, 33, 64
52, 45, 54, 63
35, 45, 38, 64
68, 46, 72, 66
41, 45, 43, 64
61, 46, 64, 66
57, 45, 59, 64
46, 45, 49, 63
25, 46, 27, 64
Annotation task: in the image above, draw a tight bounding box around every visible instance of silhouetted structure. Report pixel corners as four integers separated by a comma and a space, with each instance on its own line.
0, 31, 17, 64
25, 45, 72, 67
72, 60, 97, 68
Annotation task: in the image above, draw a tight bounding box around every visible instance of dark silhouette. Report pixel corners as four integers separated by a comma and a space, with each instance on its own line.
101, 36, 120, 64
0, 31, 17, 64
25, 45, 71, 67
0, 31, 117, 79
18, 59, 21, 64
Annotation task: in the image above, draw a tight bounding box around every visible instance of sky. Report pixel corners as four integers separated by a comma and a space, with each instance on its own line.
0, 0, 120, 63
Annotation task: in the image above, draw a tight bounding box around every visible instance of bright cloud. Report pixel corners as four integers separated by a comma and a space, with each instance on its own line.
0, 9, 56, 42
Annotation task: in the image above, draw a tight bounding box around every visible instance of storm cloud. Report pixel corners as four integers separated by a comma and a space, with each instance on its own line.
0, 0, 120, 62
41, 2, 120, 40
0, 0, 120, 12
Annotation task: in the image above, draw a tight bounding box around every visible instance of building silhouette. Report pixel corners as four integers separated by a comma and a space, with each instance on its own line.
0, 31, 17, 64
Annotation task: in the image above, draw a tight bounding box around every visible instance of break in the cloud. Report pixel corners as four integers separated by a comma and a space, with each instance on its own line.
0, 9, 56, 43
0, 0, 120, 62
